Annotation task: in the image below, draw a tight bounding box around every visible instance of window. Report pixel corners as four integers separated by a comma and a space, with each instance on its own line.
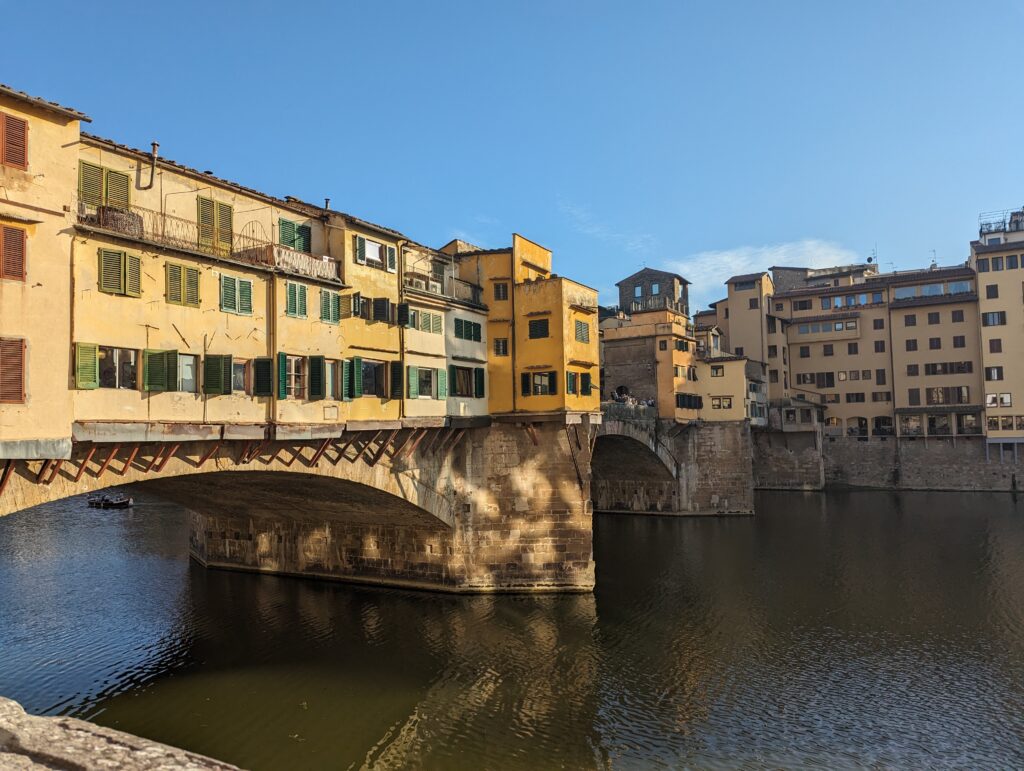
990, 339, 1002, 354
907, 364, 919, 376
1, 113, 28, 169
876, 369, 886, 385
415, 367, 435, 399
449, 366, 475, 397
659, 340, 667, 351
906, 339, 918, 352
356, 358, 387, 398
711, 365, 724, 377
767, 317, 777, 333
711, 396, 733, 409
775, 302, 784, 311
675, 340, 689, 351
872, 391, 892, 402
634, 285, 642, 298
908, 388, 921, 406
873, 318, 884, 330
494, 282, 509, 301
220, 275, 253, 314
926, 386, 971, 405
232, 359, 249, 394
768, 345, 778, 358
769, 369, 779, 383
566, 371, 577, 394
904, 314, 917, 327
1000, 393, 1013, 408
821, 297, 832, 310
1009, 255, 1020, 269
985, 284, 999, 299
494, 338, 509, 356
78, 162, 130, 209
455, 318, 483, 341
982, 311, 1007, 327
97, 248, 141, 297
873, 340, 885, 353
894, 287, 915, 300
793, 299, 812, 311
849, 370, 861, 381
176, 354, 198, 393
320, 288, 341, 323
410, 309, 442, 334
0, 338, 25, 403
197, 197, 233, 255
281, 355, 304, 399
325, 360, 340, 399
845, 393, 865, 403
748, 297, 759, 309
734, 347, 744, 357
278, 218, 312, 253
165, 263, 201, 307
354, 236, 397, 272
676, 393, 703, 409
0, 224, 26, 281
993, 256, 1005, 271
575, 320, 590, 343
799, 346, 810, 358
929, 337, 941, 350
985, 366, 1004, 381
848, 342, 858, 355
845, 321, 857, 331
925, 312, 939, 325
285, 281, 308, 318
528, 318, 549, 339
951, 335, 965, 348
651, 282, 660, 295
977, 258, 990, 272
823, 344, 833, 357
952, 309, 964, 323
522, 371, 557, 396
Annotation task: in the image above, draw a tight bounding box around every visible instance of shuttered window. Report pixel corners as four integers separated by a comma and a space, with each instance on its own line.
308, 355, 326, 400
574, 320, 590, 343
0, 337, 25, 403
253, 357, 274, 396
143, 349, 178, 392
528, 318, 549, 339
474, 367, 485, 398
202, 354, 233, 395
280, 218, 312, 253
454, 319, 482, 341
386, 245, 397, 273
97, 249, 141, 297
74, 343, 99, 389
220, 275, 253, 314
580, 372, 592, 396
320, 289, 341, 323
1, 114, 28, 170
0, 224, 26, 281
166, 263, 201, 307
390, 361, 403, 399
197, 197, 233, 255
286, 281, 308, 318
78, 161, 129, 208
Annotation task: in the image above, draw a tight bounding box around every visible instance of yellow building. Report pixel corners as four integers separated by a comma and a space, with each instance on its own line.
444, 234, 600, 417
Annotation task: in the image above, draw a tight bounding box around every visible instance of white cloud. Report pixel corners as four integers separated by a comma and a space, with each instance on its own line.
558, 199, 655, 254
665, 239, 862, 311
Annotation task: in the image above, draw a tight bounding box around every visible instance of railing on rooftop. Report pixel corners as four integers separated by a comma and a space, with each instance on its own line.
979, 208, 1024, 235
403, 272, 483, 306
630, 295, 689, 315
601, 401, 659, 421
74, 198, 339, 281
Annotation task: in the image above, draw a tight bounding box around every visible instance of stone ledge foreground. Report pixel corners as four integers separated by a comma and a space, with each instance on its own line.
0, 697, 238, 770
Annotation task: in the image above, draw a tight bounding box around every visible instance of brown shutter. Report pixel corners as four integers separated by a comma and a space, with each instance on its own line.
0, 337, 25, 403
2, 115, 28, 169
1, 225, 25, 280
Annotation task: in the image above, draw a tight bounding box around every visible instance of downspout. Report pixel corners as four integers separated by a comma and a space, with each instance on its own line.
139, 142, 159, 190
397, 240, 406, 421
269, 273, 278, 433
511, 250, 518, 413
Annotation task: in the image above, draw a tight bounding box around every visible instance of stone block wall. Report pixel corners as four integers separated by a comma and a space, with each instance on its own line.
685, 421, 755, 513
752, 429, 825, 490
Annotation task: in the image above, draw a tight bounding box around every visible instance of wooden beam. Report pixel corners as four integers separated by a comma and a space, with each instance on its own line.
43, 459, 64, 486
35, 459, 55, 484
74, 446, 97, 482
368, 429, 399, 467
236, 441, 254, 465
143, 445, 164, 474
438, 428, 466, 456
196, 441, 221, 468
280, 445, 303, 468
401, 428, 429, 461
0, 460, 15, 498
307, 437, 333, 467
356, 430, 385, 463
117, 445, 140, 476
524, 424, 540, 446
95, 444, 121, 479
564, 425, 584, 490
331, 433, 358, 465
426, 428, 450, 454
153, 443, 179, 472
387, 429, 415, 460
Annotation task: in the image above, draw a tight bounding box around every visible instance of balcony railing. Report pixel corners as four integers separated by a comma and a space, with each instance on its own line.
630, 296, 689, 315
403, 272, 484, 306
75, 198, 339, 281
601, 401, 658, 421
979, 208, 1024, 235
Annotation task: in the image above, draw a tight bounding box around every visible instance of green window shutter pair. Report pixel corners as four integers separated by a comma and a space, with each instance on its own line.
98, 249, 141, 297
436, 367, 447, 399
279, 218, 296, 249
198, 197, 233, 254
277, 353, 289, 398
203, 354, 232, 395
309, 355, 326, 400
286, 283, 307, 317
581, 373, 592, 396
253, 357, 274, 396
75, 343, 99, 389
567, 371, 577, 394
385, 245, 397, 273
474, 367, 485, 398
220, 275, 252, 314
352, 356, 364, 397
342, 359, 352, 401
355, 235, 367, 264
144, 349, 178, 392
320, 290, 341, 323
407, 365, 419, 398
220, 275, 237, 312
167, 264, 201, 307
295, 225, 311, 254
390, 361, 403, 399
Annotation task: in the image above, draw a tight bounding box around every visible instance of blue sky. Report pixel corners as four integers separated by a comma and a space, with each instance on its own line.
5, 1, 1023, 308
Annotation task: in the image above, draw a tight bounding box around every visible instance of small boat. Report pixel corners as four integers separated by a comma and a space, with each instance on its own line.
87, 493, 135, 509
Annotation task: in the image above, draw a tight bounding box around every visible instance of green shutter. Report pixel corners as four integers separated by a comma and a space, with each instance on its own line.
407, 365, 419, 399
222, 354, 232, 394
352, 356, 363, 397
342, 359, 352, 401
253, 357, 273, 396
474, 367, 485, 398
472, 322, 481, 342
277, 352, 288, 398
75, 343, 99, 389
386, 245, 397, 272
98, 248, 125, 294
331, 291, 341, 323
548, 371, 557, 395
79, 161, 104, 207
566, 371, 576, 394
581, 372, 592, 395
198, 197, 215, 249
355, 235, 366, 264
449, 365, 457, 396
143, 349, 173, 392
125, 254, 142, 297
436, 367, 447, 399
166, 263, 183, 304
296, 224, 311, 253
390, 361, 403, 399
320, 289, 331, 322
521, 373, 530, 396
286, 282, 297, 316
279, 218, 296, 248
309, 355, 326, 400
203, 354, 226, 394
455, 318, 464, 339
419, 312, 430, 332
431, 313, 441, 334
397, 303, 410, 327
297, 284, 307, 317
184, 266, 201, 307
105, 170, 130, 208
220, 275, 237, 312
238, 279, 252, 314
215, 201, 233, 254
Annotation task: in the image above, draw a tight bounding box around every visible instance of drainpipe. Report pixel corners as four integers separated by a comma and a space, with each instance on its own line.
397, 240, 406, 421
140, 142, 159, 190
269, 274, 278, 433
511, 250, 518, 413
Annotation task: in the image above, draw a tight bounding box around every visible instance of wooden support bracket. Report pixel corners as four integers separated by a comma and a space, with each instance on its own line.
307, 437, 333, 468
564, 425, 585, 490
143, 446, 164, 474
399, 429, 428, 461
237, 441, 254, 465
153, 443, 179, 473
75, 446, 98, 482
332, 434, 358, 465
0, 460, 14, 498
368, 429, 399, 467
388, 429, 415, 460
525, 423, 540, 446
43, 459, 64, 486
35, 459, 56, 484
438, 428, 466, 455
117, 445, 140, 476
95, 444, 122, 479
427, 428, 451, 454
357, 430, 385, 464
196, 441, 222, 468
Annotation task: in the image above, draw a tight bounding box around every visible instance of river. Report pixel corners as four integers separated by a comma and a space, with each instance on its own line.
0, 490, 1022, 769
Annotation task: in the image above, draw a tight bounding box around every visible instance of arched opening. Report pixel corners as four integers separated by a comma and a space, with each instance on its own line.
590, 434, 677, 515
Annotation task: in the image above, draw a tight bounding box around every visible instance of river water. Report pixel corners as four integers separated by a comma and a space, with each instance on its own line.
0, 490, 1022, 769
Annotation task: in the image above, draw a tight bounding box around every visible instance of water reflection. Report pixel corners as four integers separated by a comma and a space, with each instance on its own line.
0, 490, 1022, 768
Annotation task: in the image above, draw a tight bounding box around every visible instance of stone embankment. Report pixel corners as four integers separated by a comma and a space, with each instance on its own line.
0, 697, 237, 770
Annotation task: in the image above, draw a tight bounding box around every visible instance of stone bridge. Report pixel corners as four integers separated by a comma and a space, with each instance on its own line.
592, 404, 754, 516
0, 409, 753, 593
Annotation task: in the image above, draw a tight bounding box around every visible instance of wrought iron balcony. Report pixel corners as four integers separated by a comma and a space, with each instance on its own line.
630, 295, 689, 315
236, 243, 340, 282
403, 272, 483, 306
